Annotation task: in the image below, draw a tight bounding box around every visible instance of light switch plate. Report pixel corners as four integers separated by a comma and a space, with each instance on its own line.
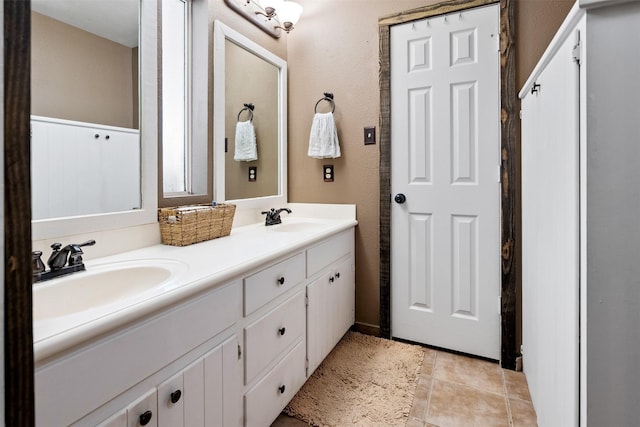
364, 126, 376, 145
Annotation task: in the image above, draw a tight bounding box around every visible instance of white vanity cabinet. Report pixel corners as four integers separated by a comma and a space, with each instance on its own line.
35, 222, 357, 427
242, 227, 355, 426
36, 280, 243, 427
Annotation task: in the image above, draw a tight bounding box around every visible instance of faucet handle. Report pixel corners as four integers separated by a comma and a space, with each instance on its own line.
32, 251, 46, 274
67, 240, 96, 266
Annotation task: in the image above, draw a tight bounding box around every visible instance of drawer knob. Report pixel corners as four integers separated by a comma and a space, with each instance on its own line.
277, 277, 285, 285
170, 389, 182, 404
278, 384, 286, 394
335, 272, 341, 279
139, 410, 153, 426
278, 327, 286, 336
329, 276, 335, 283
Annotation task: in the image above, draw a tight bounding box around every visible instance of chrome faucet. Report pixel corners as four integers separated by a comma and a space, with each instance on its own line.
33, 240, 96, 283
261, 208, 292, 226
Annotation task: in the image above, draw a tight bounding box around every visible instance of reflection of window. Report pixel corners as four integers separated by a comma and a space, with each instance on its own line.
162, 0, 190, 194
161, 0, 208, 202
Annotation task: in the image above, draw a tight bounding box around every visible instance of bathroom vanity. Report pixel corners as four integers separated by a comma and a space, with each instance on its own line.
33, 211, 356, 427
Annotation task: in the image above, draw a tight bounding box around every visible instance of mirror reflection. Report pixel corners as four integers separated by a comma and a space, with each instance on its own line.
224, 39, 279, 200
31, 0, 141, 220
214, 21, 286, 207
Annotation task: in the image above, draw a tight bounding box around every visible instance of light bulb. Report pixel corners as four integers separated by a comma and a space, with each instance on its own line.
277, 0, 303, 26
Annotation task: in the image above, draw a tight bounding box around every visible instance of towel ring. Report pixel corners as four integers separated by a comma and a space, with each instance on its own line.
314, 92, 335, 114
237, 103, 255, 122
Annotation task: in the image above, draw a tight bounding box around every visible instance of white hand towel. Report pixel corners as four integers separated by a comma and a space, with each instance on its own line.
234, 120, 257, 161
308, 112, 341, 159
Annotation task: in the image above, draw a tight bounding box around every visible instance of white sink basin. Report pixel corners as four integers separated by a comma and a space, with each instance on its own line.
33, 259, 187, 321
273, 221, 328, 233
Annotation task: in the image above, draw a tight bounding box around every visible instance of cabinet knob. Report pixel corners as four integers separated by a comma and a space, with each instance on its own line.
329, 276, 335, 283
277, 276, 285, 285
170, 389, 182, 404
335, 272, 341, 279
278, 327, 286, 336
105, 134, 110, 140
278, 384, 286, 394
139, 410, 153, 426
94, 133, 100, 139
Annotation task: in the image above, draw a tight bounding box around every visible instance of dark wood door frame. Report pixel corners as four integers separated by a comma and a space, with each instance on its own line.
378, 0, 519, 369
4, 0, 36, 424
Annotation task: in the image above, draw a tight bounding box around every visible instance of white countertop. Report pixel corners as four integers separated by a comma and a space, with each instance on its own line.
34, 205, 357, 363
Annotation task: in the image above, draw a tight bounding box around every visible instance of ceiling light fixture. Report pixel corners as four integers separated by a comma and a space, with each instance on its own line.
228, 0, 302, 36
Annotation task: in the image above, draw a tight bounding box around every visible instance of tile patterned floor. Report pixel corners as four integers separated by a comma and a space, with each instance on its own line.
272, 347, 538, 427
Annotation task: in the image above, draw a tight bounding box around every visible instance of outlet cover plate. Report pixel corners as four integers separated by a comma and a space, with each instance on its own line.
323, 165, 334, 182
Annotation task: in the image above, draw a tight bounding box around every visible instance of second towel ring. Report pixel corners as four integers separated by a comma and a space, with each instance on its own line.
314, 92, 335, 114
237, 103, 255, 122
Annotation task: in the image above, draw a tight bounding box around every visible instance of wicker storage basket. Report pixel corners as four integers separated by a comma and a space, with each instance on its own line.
158, 203, 236, 246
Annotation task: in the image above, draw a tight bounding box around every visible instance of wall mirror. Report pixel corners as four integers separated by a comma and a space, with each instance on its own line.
31, 0, 158, 240
213, 21, 287, 209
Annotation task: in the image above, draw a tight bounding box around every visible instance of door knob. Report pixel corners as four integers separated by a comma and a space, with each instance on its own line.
394, 193, 406, 204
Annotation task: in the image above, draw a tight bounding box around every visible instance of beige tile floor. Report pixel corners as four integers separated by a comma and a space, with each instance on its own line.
272, 347, 538, 427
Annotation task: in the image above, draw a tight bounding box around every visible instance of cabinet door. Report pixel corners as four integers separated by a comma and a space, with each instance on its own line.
183, 359, 205, 427
204, 335, 243, 427
157, 372, 184, 427
127, 388, 157, 427
306, 270, 334, 375
333, 257, 355, 345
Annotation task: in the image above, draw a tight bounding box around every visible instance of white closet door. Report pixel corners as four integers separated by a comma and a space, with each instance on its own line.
390, 4, 501, 360
521, 26, 581, 427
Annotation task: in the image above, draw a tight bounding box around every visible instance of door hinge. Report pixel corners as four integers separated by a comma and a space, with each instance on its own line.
572, 30, 581, 65
305, 293, 309, 307
305, 357, 309, 377
237, 344, 242, 360
572, 41, 581, 65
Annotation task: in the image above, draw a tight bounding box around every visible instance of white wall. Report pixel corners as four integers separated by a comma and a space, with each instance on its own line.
585, 2, 640, 424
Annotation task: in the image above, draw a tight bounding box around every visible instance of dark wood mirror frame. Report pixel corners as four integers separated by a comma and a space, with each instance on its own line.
5, 0, 36, 424
378, 0, 518, 369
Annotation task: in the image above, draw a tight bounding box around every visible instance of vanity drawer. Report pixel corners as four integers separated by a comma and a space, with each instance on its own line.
244, 290, 305, 384
306, 228, 353, 278
244, 339, 306, 427
244, 253, 305, 315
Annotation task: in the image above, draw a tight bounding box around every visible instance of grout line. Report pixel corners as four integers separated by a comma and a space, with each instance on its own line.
501, 368, 514, 426
423, 350, 439, 422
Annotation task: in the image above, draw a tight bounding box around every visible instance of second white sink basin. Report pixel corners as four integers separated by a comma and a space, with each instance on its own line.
273, 221, 328, 233
33, 259, 188, 321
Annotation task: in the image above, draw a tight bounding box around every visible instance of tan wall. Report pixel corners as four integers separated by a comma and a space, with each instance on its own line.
515, 0, 575, 90
31, 12, 137, 129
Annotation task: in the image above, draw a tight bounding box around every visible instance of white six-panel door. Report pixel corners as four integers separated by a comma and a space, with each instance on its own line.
390, 4, 501, 360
